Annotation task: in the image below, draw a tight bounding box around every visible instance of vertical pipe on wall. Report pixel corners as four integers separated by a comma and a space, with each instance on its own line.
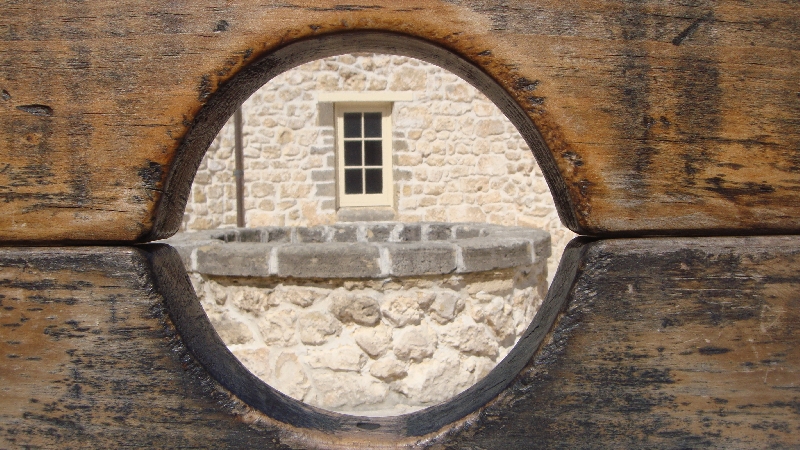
234, 106, 245, 227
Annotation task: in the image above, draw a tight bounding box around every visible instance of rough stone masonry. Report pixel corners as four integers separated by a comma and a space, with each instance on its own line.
177, 53, 573, 415
182, 53, 574, 280
166, 223, 550, 415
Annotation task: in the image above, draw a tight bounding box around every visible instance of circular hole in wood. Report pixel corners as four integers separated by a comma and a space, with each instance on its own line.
158, 32, 573, 438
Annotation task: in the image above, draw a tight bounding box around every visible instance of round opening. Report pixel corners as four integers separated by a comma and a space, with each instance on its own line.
160, 33, 574, 436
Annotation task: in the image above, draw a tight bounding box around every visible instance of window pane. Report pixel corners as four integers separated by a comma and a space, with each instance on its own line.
344, 141, 362, 166
363, 140, 382, 166
364, 112, 382, 138
344, 112, 361, 138
364, 168, 383, 194
344, 168, 363, 194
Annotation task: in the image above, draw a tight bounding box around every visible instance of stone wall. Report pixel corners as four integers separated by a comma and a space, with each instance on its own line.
182, 53, 575, 281
189, 262, 546, 416
165, 223, 550, 416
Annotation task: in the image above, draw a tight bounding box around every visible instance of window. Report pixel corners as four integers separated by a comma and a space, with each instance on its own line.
334, 102, 393, 208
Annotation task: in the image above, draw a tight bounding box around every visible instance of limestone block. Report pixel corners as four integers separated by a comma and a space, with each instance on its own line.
272, 352, 310, 400
429, 292, 465, 324
467, 277, 515, 296
393, 324, 437, 362
439, 192, 464, 205
444, 83, 472, 102
298, 311, 342, 345
198, 277, 228, 306
415, 291, 436, 310
395, 105, 431, 129
231, 287, 271, 313
472, 296, 516, 344
256, 308, 297, 346
475, 154, 508, 176
296, 226, 326, 243
397, 349, 468, 404
449, 205, 486, 222
434, 117, 456, 131
460, 238, 530, 273
208, 312, 254, 345
307, 345, 366, 372
385, 242, 456, 277
280, 183, 311, 198
488, 302, 516, 345
389, 66, 427, 90
353, 323, 393, 358
440, 318, 498, 358
369, 358, 408, 382
380, 293, 424, 327
330, 293, 381, 326
277, 243, 381, 278
307, 372, 388, 410
231, 347, 271, 379
330, 225, 358, 242
277, 286, 321, 308
423, 184, 446, 196
196, 243, 272, 277
310, 169, 334, 182
474, 119, 505, 137
250, 182, 275, 197
397, 153, 423, 166
368, 78, 387, 90
473, 101, 495, 117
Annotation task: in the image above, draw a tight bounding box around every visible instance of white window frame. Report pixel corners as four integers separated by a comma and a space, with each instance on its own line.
334, 102, 394, 208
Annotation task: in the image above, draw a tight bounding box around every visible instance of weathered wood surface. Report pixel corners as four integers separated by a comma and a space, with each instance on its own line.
445, 235, 800, 448
1, 1, 799, 242
0, 247, 287, 448
1, 238, 798, 448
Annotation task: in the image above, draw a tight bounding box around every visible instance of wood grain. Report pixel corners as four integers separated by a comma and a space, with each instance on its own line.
441, 235, 800, 448
2, 238, 798, 448
0, 247, 286, 448
0, 1, 798, 241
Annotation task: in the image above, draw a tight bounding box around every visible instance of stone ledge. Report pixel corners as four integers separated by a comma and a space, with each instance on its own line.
276, 243, 381, 278
162, 222, 549, 279
384, 242, 457, 276
197, 243, 273, 277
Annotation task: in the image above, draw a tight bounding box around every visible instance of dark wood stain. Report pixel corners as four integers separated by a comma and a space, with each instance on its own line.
2, 237, 797, 448
435, 236, 800, 449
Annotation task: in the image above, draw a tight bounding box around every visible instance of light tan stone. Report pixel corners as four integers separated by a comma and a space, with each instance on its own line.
273, 352, 310, 400
445, 83, 471, 102
298, 311, 342, 345
231, 288, 270, 313
429, 292, 464, 324
393, 324, 437, 362
440, 319, 498, 358
270, 286, 324, 308
330, 293, 381, 326
381, 293, 423, 327
307, 345, 366, 372
232, 347, 271, 379
250, 182, 274, 198
369, 358, 407, 382
307, 372, 388, 410
257, 308, 297, 346
208, 312, 254, 345
389, 66, 427, 90
397, 349, 467, 404
353, 323, 393, 358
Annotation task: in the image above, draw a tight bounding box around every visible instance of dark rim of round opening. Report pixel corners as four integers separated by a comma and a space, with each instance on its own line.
149, 31, 573, 441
